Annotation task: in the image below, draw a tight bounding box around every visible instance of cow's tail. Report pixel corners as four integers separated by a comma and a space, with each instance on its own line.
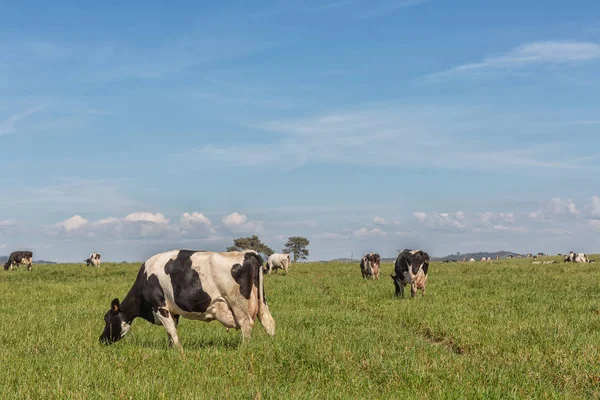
256, 259, 275, 337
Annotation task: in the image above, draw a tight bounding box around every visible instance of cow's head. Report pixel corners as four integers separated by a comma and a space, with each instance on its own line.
99, 298, 131, 344
371, 253, 381, 265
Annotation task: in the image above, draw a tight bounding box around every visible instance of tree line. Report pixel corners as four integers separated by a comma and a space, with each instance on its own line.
226, 235, 309, 262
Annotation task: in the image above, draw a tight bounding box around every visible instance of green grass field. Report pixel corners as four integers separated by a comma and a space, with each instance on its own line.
1, 257, 599, 399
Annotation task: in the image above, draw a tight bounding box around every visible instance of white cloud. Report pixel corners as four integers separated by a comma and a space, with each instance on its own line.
354, 227, 387, 237
414, 210, 526, 233
56, 215, 89, 231
124, 212, 168, 224
0, 219, 18, 226
588, 220, 600, 229
429, 40, 600, 79
373, 216, 387, 225
181, 102, 598, 176
0, 104, 46, 136
222, 212, 264, 233
413, 211, 465, 230
181, 212, 212, 226
317, 227, 387, 239
180, 212, 215, 234
528, 198, 581, 222
586, 196, 600, 218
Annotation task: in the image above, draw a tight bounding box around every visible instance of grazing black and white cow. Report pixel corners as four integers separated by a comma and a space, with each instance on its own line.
564, 252, 576, 263
85, 252, 101, 267
3, 251, 33, 271
360, 253, 381, 279
266, 253, 291, 275
391, 249, 429, 298
99, 250, 275, 349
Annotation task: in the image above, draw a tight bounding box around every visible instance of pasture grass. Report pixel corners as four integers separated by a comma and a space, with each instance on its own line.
1, 257, 599, 399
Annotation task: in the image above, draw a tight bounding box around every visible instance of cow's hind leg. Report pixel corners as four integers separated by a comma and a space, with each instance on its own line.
155, 308, 182, 350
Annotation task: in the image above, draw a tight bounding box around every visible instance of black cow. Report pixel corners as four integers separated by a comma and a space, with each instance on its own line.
3, 251, 33, 272
100, 249, 275, 349
391, 249, 430, 298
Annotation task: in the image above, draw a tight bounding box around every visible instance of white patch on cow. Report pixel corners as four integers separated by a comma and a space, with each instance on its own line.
120, 321, 131, 338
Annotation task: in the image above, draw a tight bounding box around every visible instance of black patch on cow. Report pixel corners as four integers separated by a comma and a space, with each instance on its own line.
164, 250, 212, 313
231, 262, 254, 300
142, 273, 166, 314
232, 252, 263, 300
158, 308, 170, 318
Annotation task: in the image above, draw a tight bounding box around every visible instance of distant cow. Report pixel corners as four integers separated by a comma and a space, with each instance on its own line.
85, 252, 102, 267
564, 252, 576, 263
360, 253, 381, 279
391, 249, 429, 298
508, 255, 514, 259
495, 255, 500, 260
266, 253, 291, 275
469, 258, 476, 262
99, 250, 275, 349
542, 260, 556, 264
3, 251, 33, 272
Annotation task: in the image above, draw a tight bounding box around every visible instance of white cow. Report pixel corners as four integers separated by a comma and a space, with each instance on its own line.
85, 252, 101, 267
266, 253, 291, 275
575, 253, 589, 263
469, 258, 476, 262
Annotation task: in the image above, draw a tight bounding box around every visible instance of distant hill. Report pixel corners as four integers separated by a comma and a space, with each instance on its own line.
0, 255, 56, 265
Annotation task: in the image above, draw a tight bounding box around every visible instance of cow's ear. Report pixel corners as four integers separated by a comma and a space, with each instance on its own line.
111, 298, 120, 314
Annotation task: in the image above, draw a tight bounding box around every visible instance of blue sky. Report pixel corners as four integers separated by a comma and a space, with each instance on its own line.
1, 0, 600, 261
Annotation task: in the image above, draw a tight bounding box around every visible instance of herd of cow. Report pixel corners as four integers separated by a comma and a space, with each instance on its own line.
0, 246, 590, 349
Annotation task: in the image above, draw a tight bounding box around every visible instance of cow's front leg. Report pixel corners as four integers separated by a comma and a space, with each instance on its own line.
155, 308, 182, 350
230, 303, 254, 342
410, 283, 417, 298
